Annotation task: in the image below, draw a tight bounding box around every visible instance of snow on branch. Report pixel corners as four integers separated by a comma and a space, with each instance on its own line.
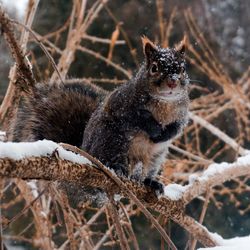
198, 233, 250, 250
183, 153, 250, 203
0, 140, 91, 165
163, 153, 250, 204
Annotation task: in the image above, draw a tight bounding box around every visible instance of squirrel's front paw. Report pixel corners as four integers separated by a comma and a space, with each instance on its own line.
136, 109, 162, 138
143, 178, 164, 195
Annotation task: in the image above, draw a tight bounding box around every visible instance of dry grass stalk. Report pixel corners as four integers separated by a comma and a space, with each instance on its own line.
107, 25, 120, 61
0, 1, 250, 249
108, 200, 130, 250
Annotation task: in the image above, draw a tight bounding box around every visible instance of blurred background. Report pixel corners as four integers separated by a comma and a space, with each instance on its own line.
0, 0, 250, 249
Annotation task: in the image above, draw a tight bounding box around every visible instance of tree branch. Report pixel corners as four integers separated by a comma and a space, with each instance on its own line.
0, 6, 36, 91
183, 154, 250, 203
0, 4, 37, 130
0, 141, 220, 247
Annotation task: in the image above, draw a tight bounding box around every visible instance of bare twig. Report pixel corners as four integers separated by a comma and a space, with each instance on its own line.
190, 112, 247, 156
108, 200, 130, 250
11, 19, 64, 85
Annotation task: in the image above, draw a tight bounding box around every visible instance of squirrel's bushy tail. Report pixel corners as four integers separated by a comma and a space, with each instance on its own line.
9, 81, 107, 147
8, 81, 108, 206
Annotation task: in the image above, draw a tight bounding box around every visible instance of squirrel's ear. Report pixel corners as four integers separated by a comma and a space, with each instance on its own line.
141, 36, 157, 63
176, 35, 187, 56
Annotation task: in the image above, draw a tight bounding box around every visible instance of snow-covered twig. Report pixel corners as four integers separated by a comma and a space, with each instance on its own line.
183, 153, 250, 203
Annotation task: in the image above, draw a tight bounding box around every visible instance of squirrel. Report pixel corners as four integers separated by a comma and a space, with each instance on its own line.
10, 37, 189, 195
82, 37, 189, 193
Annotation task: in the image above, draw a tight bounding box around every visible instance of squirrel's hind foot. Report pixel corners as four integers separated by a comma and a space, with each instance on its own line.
143, 178, 164, 195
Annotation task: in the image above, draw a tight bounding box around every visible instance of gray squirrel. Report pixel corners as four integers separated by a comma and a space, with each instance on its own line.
82, 37, 189, 193
10, 37, 190, 195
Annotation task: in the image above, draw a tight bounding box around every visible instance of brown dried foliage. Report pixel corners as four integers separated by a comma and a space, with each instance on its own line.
0, 1, 250, 249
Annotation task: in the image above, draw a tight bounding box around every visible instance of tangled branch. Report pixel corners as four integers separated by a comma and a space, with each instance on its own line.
1, 140, 249, 247
0, 2, 250, 249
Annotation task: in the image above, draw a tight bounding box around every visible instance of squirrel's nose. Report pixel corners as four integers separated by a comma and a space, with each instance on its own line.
167, 80, 177, 89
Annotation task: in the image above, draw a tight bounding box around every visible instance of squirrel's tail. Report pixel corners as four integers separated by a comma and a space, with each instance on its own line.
9, 81, 107, 147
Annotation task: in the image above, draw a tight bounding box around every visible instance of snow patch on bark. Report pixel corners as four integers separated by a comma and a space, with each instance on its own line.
0, 140, 91, 165
199, 232, 250, 250
199, 154, 250, 181
164, 183, 188, 200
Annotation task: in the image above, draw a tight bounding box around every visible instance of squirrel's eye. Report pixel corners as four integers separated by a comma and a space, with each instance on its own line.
150, 63, 158, 75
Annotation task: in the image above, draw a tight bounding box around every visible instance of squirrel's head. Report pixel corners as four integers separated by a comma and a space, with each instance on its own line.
141, 36, 189, 101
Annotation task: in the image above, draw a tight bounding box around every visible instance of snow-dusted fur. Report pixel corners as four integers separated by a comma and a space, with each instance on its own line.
83, 37, 190, 192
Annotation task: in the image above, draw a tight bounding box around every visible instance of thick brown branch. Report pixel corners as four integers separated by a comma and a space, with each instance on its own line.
0, 154, 217, 247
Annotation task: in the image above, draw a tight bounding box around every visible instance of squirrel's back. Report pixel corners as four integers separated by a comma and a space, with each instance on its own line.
9, 81, 107, 147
